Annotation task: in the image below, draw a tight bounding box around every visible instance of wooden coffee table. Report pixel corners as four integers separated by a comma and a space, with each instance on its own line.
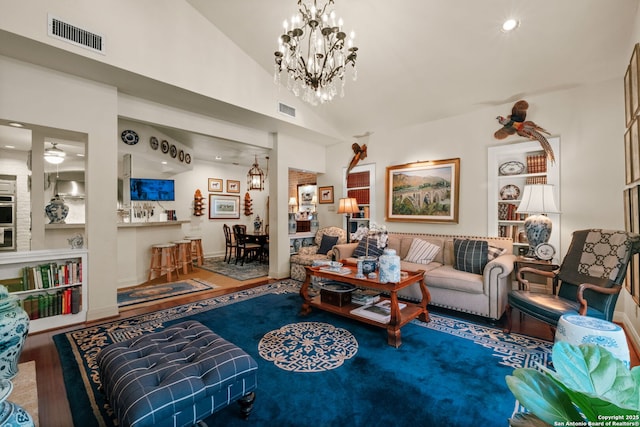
300, 263, 430, 347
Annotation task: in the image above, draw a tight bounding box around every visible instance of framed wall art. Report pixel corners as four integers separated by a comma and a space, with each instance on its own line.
227, 180, 240, 193
318, 185, 334, 204
385, 158, 460, 223
209, 194, 240, 219
208, 178, 223, 192
297, 184, 317, 212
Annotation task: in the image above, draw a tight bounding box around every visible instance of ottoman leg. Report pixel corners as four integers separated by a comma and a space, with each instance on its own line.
238, 391, 256, 420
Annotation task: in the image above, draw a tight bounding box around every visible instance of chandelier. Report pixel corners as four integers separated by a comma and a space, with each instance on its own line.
247, 155, 268, 191
274, 0, 358, 106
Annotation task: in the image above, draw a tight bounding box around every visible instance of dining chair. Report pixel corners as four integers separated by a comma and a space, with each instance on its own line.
505, 229, 640, 333
223, 224, 235, 263
233, 224, 261, 266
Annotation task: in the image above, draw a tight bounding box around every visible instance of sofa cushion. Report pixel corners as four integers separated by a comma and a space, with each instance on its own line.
487, 245, 506, 261
404, 238, 441, 264
425, 265, 485, 294
318, 234, 339, 255
353, 237, 385, 258
454, 239, 488, 274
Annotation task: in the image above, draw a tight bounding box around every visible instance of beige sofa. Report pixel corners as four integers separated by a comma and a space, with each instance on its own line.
332, 232, 516, 320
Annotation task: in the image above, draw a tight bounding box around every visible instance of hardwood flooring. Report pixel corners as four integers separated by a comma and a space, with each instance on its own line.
19, 269, 640, 427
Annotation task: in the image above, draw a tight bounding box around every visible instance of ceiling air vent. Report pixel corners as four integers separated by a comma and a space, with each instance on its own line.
47, 14, 105, 55
278, 102, 296, 118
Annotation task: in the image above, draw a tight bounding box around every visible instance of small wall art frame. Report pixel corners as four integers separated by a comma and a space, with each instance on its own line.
227, 180, 240, 193
318, 185, 334, 204
625, 43, 640, 128
208, 178, 223, 192
385, 158, 460, 223
209, 194, 240, 219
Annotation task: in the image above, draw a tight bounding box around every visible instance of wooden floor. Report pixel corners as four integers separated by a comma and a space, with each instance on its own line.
19, 268, 640, 427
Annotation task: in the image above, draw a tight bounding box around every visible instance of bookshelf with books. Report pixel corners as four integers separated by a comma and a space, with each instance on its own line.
0, 248, 87, 333
345, 164, 375, 235
488, 138, 560, 258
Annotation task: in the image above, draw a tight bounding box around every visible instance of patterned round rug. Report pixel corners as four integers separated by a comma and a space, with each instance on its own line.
258, 322, 358, 372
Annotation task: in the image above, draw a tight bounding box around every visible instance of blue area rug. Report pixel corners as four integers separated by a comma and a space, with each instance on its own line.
54, 281, 552, 427
117, 278, 216, 307
198, 257, 268, 281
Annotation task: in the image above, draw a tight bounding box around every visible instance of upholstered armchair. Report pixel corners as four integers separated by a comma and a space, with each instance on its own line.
505, 229, 640, 333
290, 226, 347, 281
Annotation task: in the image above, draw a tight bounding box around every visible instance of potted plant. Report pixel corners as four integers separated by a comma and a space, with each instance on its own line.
351, 223, 388, 274
506, 341, 640, 426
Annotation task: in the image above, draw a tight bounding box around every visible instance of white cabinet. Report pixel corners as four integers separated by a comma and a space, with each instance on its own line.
0, 249, 88, 333
488, 138, 560, 261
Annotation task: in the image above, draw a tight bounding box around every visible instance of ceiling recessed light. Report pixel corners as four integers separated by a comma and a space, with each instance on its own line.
502, 18, 519, 32
4, 145, 15, 149
215, 155, 222, 160
161, 161, 168, 165
8, 122, 24, 128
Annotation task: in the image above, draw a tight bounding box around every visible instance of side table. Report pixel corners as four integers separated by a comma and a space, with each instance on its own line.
514, 256, 556, 294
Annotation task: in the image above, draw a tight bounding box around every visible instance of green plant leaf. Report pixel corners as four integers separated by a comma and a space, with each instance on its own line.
508, 413, 553, 427
506, 368, 583, 425
547, 342, 640, 412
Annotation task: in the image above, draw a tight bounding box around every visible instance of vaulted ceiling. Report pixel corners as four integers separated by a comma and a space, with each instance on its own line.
188, 0, 639, 137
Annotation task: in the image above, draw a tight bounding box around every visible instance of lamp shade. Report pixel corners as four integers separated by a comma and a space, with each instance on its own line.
516, 184, 560, 214
288, 197, 297, 206
337, 197, 359, 214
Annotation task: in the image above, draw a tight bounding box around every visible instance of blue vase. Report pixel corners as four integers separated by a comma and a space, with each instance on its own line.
0, 379, 34, 426
45, 194, 69, 224
379, 249, 401, 284
0, 286, 29, 381
359, 256, 378, 275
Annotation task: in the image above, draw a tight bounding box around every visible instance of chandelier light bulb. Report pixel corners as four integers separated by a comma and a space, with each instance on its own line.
502, 18, 519, 32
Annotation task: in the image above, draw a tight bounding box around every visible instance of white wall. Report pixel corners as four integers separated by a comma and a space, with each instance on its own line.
0, 55, 120, 321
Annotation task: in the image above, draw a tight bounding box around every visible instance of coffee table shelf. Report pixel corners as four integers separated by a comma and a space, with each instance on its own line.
300, 263, 430, 347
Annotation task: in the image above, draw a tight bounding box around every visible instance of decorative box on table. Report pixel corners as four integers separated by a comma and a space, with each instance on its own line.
319, 281, 356, 307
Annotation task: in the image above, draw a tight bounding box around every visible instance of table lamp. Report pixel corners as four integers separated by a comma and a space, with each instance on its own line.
288, 197, 297, 213
337, 197, 359, 243
515, 184, 560, 257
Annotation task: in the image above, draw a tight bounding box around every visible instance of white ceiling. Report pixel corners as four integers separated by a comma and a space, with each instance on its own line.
187, 0, 639, 137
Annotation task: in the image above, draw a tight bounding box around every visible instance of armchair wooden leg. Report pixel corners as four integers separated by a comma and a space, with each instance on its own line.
503, 304, 513, 333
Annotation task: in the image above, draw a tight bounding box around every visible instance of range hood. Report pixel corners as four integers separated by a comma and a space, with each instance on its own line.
54, 180, 85, 198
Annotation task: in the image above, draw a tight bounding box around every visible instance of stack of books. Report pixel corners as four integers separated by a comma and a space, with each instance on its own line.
350, 300, 406, 323
351, 288, 381, 306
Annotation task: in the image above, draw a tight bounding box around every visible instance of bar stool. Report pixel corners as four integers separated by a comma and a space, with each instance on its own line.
185, 236, 203, 266
148, 243, 179, 282
173, 239, 194, 275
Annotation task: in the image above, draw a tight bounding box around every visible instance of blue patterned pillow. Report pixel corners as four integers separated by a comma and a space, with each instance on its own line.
454, 239, 488, 274
352, 237, 385, 258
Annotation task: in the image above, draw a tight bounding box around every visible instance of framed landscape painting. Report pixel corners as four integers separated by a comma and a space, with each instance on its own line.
209, 194, 240, 219
385, 158, 460, 223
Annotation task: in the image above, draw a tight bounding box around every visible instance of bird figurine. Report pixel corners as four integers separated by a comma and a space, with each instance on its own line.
494, 100, 555, 164
347, 142, 367, 175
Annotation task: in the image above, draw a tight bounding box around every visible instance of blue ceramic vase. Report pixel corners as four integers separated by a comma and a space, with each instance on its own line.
0, 286, 29, 381
379, 249, 401, 284
45, 194, 69, 224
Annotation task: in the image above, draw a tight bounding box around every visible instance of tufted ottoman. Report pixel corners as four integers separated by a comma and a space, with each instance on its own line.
96, 320, 258, 427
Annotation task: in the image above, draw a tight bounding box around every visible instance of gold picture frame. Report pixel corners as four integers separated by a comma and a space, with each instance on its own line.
385, 158, 460, 223
226, 180, 240, 193
208, 178, 223, 192
318, 186, 334, 204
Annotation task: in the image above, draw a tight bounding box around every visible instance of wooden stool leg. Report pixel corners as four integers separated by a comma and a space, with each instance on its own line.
148, 248, 161, 282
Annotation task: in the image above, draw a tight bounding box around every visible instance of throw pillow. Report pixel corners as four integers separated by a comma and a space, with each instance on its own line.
454, 239, 488, 274
352, 237, 385, 258
404, 238, 440, 264
317, 234, 339, 255
487, 245, 506, 261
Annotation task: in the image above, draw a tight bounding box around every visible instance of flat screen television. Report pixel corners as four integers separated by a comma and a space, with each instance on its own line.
130, 178, 175, 201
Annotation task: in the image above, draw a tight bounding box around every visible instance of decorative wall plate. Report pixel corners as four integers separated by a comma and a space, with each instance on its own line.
169, 144, 177, 158
534, 243, 555, 260
161, 140, 169, 153
149, 136, 159, 150
185, 153, 191, 164
179, 150, 184, 161
121, 130, 139, 145
499, 184, 520, 200
499, 161, 525, 175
